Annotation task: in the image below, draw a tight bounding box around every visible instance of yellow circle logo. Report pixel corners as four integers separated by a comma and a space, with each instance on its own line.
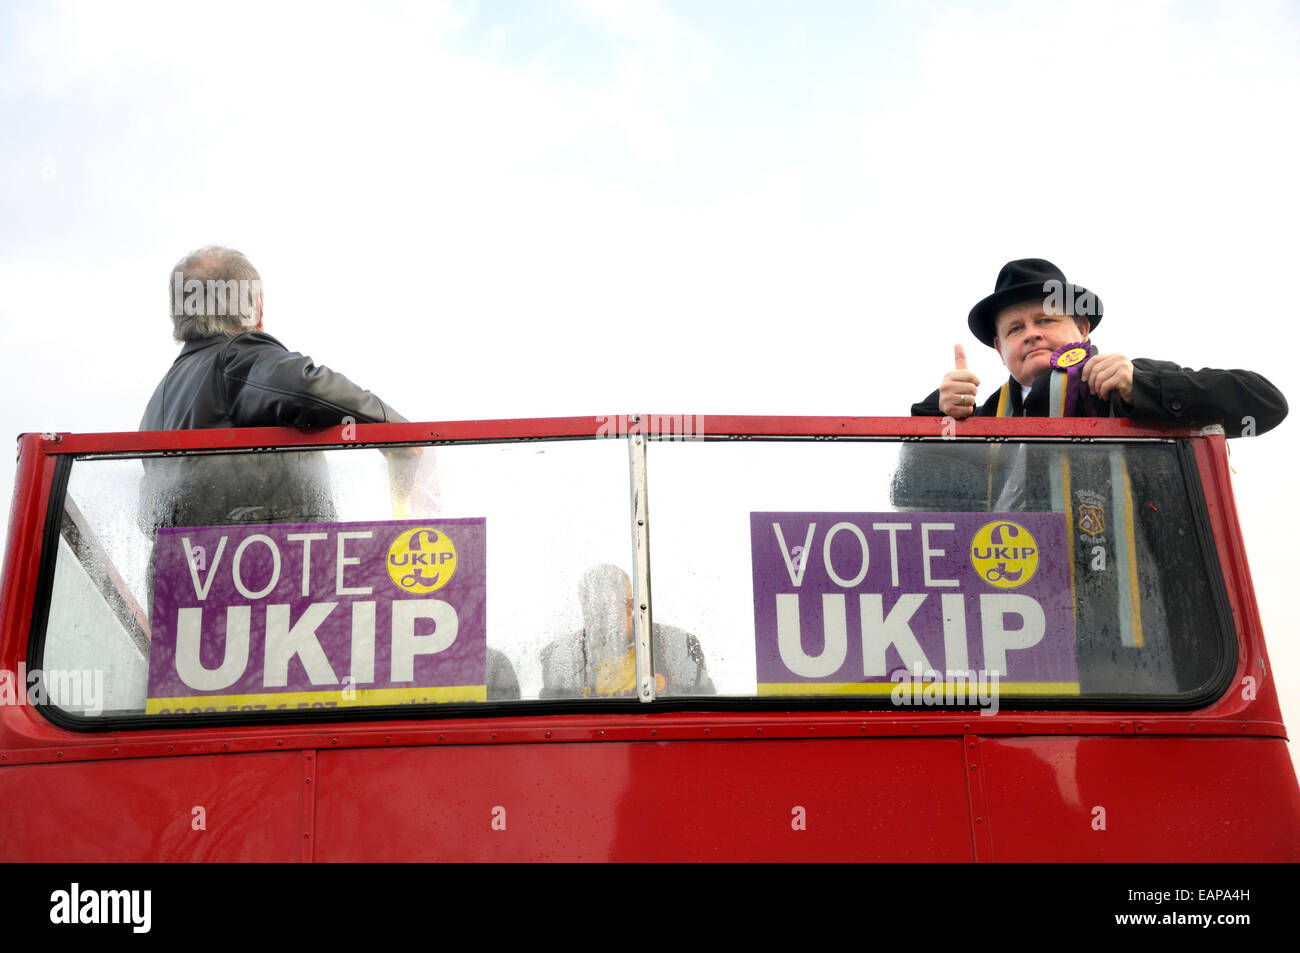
1055, 346, 1088, 368
970, 521, 1039, 589
387, 527, 457, 594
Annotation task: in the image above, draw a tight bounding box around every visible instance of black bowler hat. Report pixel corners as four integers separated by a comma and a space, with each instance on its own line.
968, 258, 1103, 347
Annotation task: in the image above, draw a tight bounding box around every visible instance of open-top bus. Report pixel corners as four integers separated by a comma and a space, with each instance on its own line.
2, 414, 1298, 861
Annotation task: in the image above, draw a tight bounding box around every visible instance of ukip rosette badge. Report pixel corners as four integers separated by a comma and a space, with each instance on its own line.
970, 520, 1040, 589
387, 526, 458, 594
1050, 342, 1091, 370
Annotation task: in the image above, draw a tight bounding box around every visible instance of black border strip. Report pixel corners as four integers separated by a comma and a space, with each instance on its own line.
25, 453, 72, 706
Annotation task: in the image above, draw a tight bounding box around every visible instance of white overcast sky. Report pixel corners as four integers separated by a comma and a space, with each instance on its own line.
2, 0, 1298, 767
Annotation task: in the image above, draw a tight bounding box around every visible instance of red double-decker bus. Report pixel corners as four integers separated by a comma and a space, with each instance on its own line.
2, 414, 1297, 861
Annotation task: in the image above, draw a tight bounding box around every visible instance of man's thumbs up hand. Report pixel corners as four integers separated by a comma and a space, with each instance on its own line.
939, 344, 981, 419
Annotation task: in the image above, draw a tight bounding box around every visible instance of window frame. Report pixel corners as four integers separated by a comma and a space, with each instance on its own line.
24, 420, 1241, 732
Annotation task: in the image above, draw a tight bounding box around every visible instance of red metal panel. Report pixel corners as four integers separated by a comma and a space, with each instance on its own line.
981, 736, 1300, 861
1186, 435, 1282, 724
3, 419, 1294, 861
0, 752, 302, 861
312, 737, 974, 862
299, 749, 317, 862
686, 414, 1195, 440
44, 416, 619, 454
0, 435, 55, 669
964, 734, 993, 860
35, 415, 1199, 456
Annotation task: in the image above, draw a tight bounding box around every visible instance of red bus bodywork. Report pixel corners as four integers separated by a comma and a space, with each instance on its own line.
2, 416, 1298, 862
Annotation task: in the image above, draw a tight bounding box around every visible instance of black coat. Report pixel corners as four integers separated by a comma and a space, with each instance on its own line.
138, 332, 405, 530
910, 357, 1288, 436
141, 331, 405, 431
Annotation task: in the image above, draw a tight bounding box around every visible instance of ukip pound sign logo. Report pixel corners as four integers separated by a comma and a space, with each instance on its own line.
387, 527, 458, 594
970, 520, 1040, 589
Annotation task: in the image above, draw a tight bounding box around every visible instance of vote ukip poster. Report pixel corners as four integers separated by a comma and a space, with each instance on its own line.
146, 518, 486, 714
750, 512, 1078, 698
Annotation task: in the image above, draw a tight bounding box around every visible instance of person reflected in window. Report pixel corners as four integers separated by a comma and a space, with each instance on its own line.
540, 564, 714, 698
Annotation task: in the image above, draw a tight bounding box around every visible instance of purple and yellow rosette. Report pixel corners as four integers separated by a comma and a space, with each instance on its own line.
1050, 342, 1098, 417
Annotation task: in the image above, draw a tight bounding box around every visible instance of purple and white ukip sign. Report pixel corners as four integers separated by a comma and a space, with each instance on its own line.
147, 518, 486, 714
750, 512, 1078, 699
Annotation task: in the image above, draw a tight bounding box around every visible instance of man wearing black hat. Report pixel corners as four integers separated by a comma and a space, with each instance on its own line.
911, 258, 1287, 432
897, 259, 1287, 697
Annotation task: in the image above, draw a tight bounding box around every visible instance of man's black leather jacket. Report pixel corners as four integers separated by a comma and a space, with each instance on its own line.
138, 332, 405, 531
910, 356, 1288, 435
140, 331, 405, 431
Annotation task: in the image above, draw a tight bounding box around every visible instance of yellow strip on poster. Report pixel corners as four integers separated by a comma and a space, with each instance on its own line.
146, 685, 487, 714
757, 681, 1081, 697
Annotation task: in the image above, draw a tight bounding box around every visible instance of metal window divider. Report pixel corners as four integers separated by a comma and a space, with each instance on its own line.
628, 426, 656, 703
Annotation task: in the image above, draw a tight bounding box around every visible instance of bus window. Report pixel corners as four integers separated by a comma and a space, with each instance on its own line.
646, 438, 1231, 704
31, 433, 1235, 725
35, 437, 639, 721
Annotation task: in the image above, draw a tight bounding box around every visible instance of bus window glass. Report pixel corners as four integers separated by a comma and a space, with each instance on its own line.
38, 437, 634, 719
647, 439, 1229, 703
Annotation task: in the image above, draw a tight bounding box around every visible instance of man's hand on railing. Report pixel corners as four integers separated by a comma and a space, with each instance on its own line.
1082, 353, 1135, 403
